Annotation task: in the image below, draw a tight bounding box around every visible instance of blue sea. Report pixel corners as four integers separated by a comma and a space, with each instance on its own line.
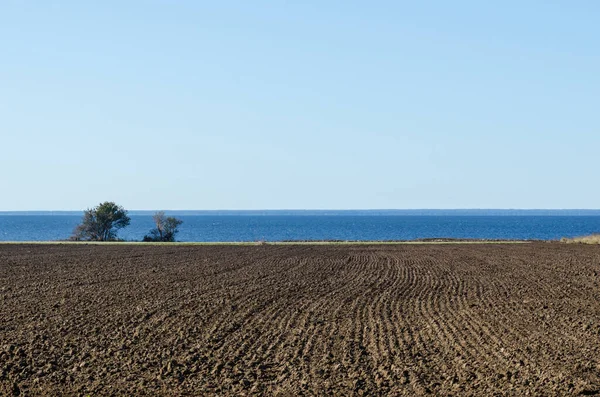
1, 211, 600, 242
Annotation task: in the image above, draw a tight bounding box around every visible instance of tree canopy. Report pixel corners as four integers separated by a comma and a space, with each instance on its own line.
71, 202, 131, 241
143, 211, 183, 242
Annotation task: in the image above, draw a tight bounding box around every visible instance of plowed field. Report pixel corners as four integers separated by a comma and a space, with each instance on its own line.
2, 243, 600, 396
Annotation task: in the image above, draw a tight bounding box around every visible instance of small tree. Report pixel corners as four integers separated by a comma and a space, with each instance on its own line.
143, 211, 183, 242
71, 202, 131, 241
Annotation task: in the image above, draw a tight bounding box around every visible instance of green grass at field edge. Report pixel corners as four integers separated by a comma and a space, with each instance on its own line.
0, 240, 532, 246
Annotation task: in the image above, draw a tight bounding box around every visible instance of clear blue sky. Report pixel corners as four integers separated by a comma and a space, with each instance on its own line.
1, 1, 599, 210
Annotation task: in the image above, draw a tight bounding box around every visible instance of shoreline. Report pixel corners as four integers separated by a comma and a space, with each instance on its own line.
0, 239, 535, 245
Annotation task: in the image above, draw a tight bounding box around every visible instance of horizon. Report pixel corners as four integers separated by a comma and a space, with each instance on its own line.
3, 209, 600, 216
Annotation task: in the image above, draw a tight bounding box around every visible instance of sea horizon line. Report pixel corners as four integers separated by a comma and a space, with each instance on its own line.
2, 209, 600, 216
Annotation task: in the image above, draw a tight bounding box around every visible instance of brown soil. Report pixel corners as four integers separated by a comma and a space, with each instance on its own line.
1, 243, 600, 396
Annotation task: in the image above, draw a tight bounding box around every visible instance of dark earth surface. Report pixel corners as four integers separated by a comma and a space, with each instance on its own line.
1, 243, 600, 396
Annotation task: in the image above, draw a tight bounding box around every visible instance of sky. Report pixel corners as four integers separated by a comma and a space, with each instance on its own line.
1, 1, 599, 210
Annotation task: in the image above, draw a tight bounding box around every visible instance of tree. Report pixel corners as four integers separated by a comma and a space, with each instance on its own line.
143, 211, 183, 242
71, 202, 131, 241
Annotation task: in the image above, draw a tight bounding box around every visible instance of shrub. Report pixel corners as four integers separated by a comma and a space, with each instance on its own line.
71, 202, 131, 241
143, 211, 183, 242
